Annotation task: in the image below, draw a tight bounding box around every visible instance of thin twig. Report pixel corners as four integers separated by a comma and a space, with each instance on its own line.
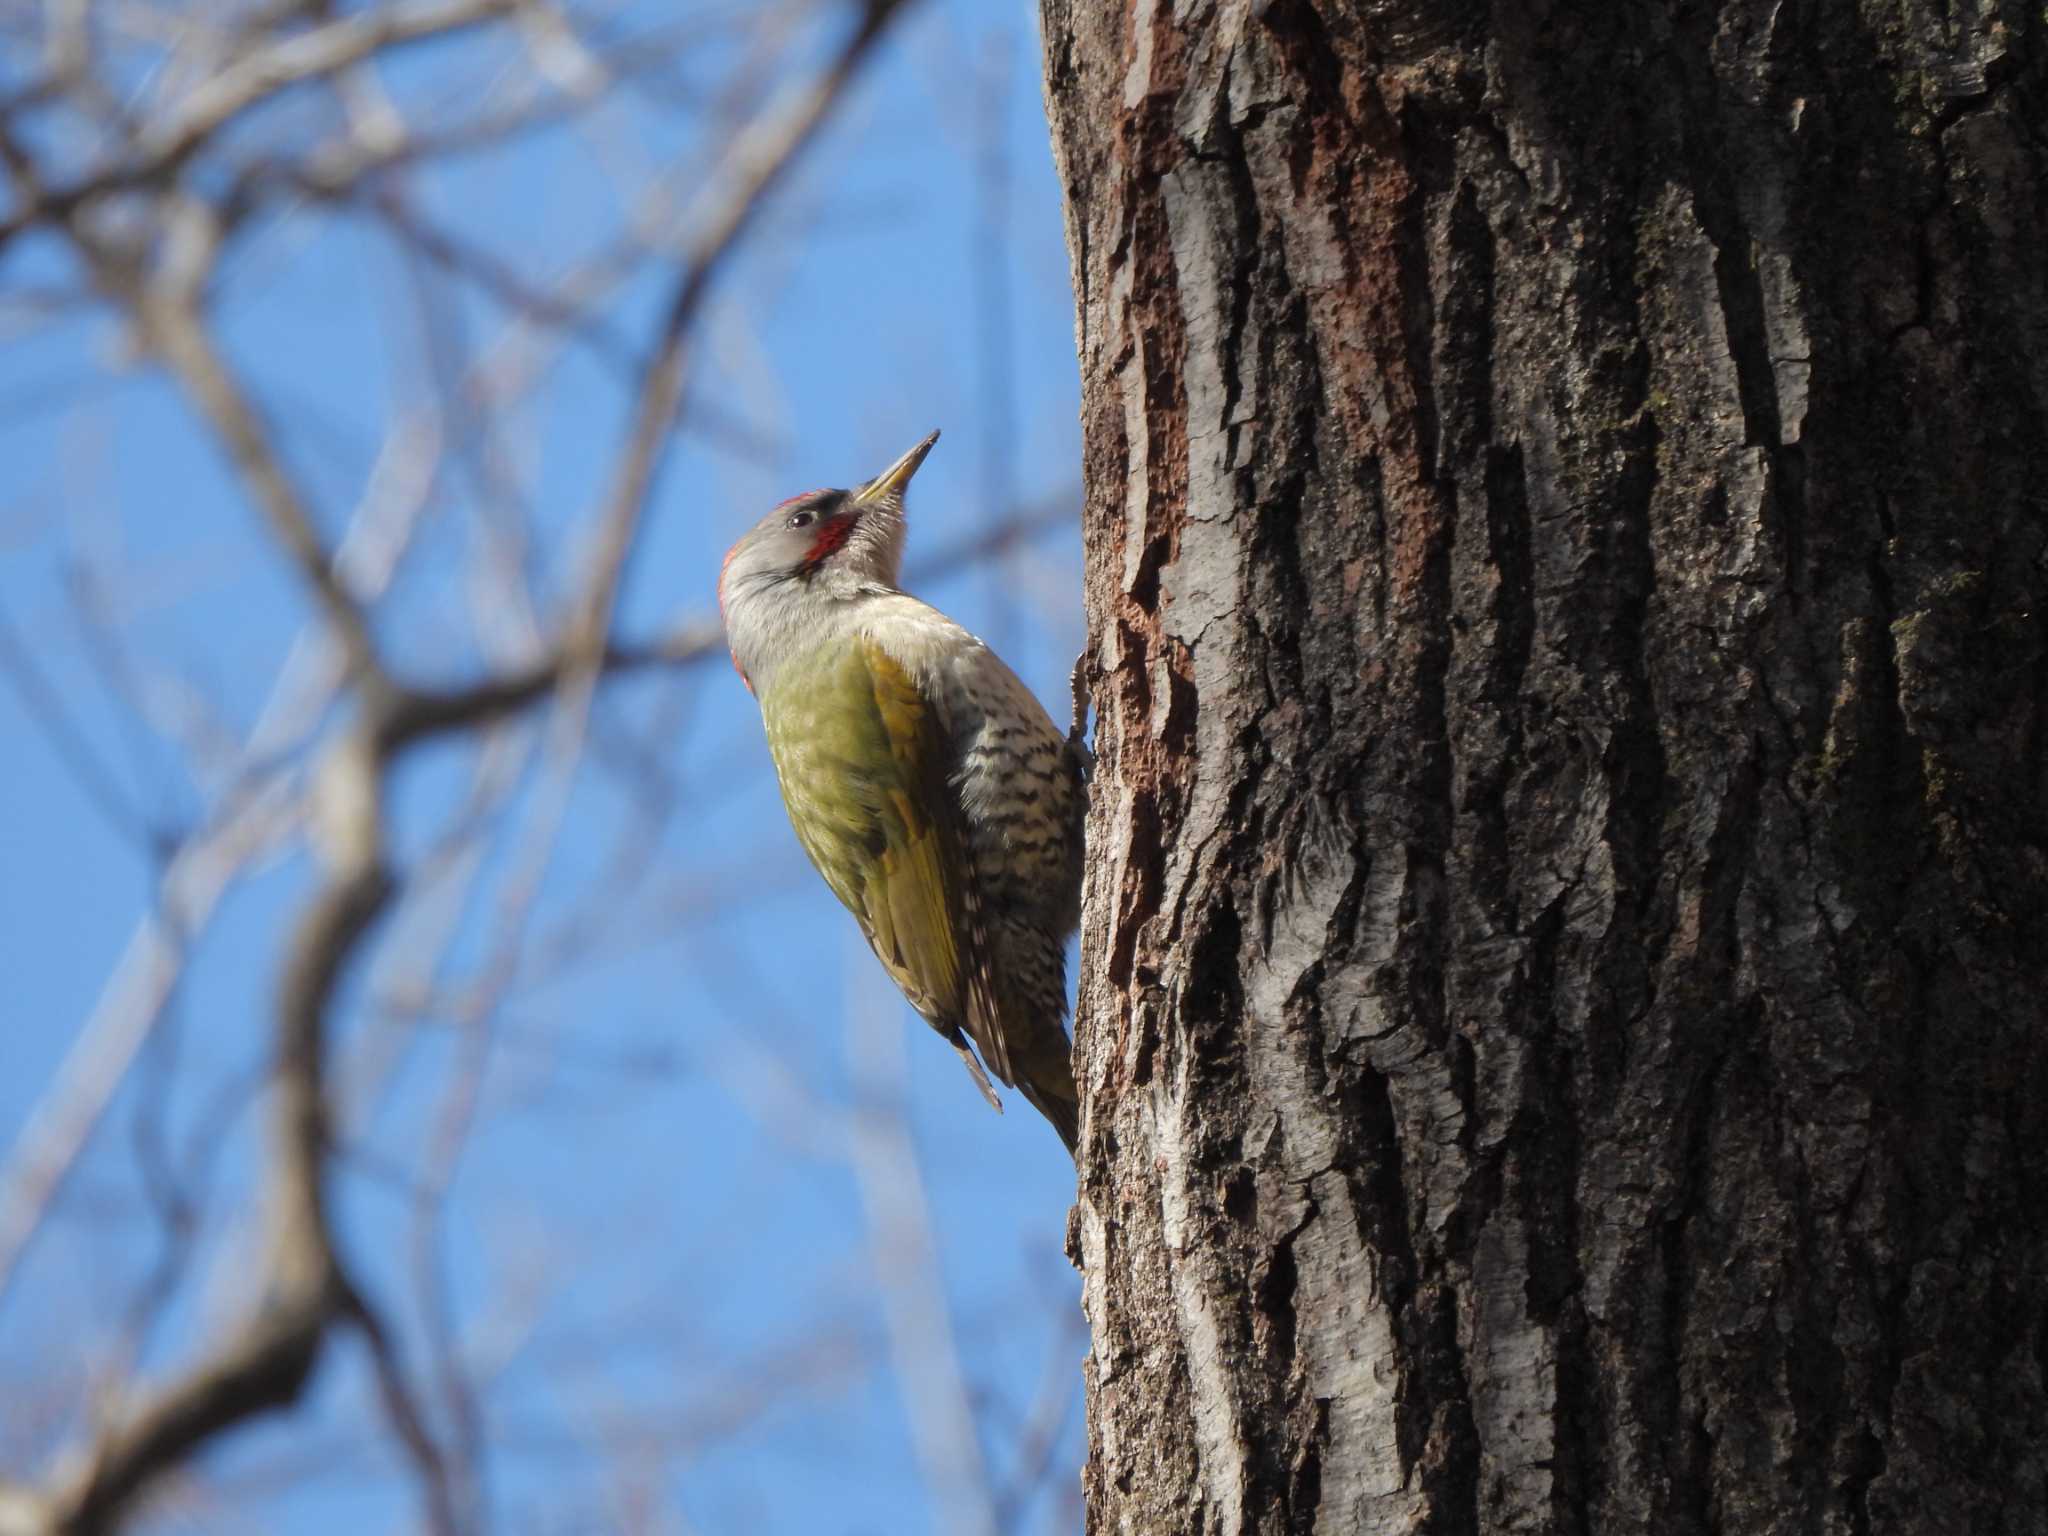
0, 595, 154, 852
344, 1281, 461, 1536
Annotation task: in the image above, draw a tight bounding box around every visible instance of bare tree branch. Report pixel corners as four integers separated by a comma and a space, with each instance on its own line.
0, 596, 154, 853
343, 1282, 460, 1536
992, 1306, 1085, 1534
0, 0, 520, 242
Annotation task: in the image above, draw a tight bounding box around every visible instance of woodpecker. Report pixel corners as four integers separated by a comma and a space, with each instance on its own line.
719, 432, 1083, 1155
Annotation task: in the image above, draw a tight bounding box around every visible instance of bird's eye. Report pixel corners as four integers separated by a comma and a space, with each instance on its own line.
787, 510, 816, 530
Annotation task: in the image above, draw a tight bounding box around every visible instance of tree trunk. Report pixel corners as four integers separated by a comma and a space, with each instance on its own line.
1038, 2, 2048, 1531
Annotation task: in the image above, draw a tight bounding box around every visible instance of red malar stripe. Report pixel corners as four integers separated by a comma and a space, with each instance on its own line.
801, 516, 856, 570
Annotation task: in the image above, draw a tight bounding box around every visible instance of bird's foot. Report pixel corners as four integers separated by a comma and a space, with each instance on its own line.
1066, 648, 1096, 782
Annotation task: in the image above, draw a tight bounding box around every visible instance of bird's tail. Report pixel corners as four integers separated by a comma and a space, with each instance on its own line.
1019, 1080, 1080, 1161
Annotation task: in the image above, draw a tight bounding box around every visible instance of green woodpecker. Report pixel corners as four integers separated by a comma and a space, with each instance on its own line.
719, 432, 1083, 1155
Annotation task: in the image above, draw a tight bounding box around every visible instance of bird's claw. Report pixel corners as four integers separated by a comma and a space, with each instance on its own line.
1066, 648, 1095, 782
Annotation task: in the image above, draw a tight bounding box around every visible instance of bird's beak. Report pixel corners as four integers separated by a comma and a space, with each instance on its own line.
854, 430, 940, 506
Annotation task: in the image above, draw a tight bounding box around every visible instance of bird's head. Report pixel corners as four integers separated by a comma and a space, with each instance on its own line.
718, 430, 938, 693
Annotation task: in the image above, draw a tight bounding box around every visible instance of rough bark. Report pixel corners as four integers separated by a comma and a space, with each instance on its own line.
1039, 2, 2048, 1532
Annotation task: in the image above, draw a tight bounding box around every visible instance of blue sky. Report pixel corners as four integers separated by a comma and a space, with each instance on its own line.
0, 4, 1086, 1530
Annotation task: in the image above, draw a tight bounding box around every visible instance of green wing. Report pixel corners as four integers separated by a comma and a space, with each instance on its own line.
760, 636, 1007, 1104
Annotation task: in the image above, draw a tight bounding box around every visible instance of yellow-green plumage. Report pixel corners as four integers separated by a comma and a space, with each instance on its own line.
761, 636, 1002, 1104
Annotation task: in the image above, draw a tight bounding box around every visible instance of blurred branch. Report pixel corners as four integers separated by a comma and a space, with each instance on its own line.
372, 185, 641, 372
140, 0, 514, 167
0, 0, 519, 243
0, 596, 154, 853
346, 1283, 461, 1536
993, 1306, 1086, 1534
239, 12, 752, 205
